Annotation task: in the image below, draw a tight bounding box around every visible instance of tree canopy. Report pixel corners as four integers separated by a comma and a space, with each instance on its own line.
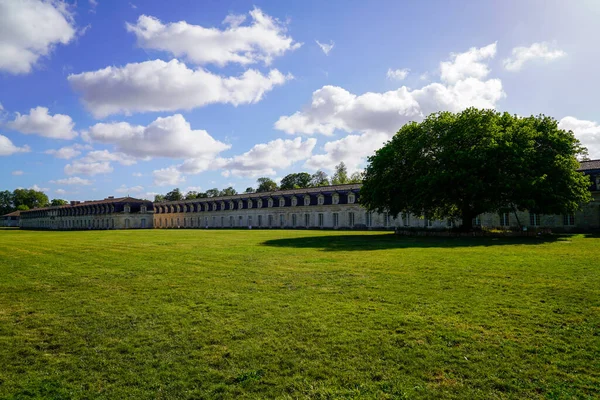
256, 177, 278, 193
280, 172, 312, 190
360, 108, 592, 230
50, 199, 68, 206
164, 188, 183, 202
310, 170, 330, 187
0, 188, 50, 215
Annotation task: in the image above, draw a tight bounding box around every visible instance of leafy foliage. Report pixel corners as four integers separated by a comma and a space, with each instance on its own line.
50, 199, 68, 206
361, 108, 592, 230
256, 177, 278, 193
164, 188, 183, 201
219, 187, 237, 197
280, 172, 311, 190
331, 162, 349, 185
310, 170, 330, 187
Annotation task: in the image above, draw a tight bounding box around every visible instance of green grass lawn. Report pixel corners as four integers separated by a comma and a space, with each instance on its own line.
0, 229, 599, 399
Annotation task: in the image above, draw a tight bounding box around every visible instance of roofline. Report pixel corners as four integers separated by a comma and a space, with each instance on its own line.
155, 183, 362, 205
19, 196, 152, 214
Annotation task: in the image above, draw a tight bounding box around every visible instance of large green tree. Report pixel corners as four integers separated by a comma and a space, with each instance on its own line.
219, 187, 237, 197
0, 190, 13, 215
256, 177, 278, 193
12, 188, 49, 210
164, 188, 183, 201
310, 170, 330, 187
331, 162, 349, 185
280, 172, 312, 190
360, 108, 591, 231
50, 199, 68, 206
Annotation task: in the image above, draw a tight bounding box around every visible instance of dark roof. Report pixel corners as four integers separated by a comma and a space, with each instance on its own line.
19, 196, 151, 214
579, 159, 600, 171
2, 210, 21, 217
155, 183, 362, 205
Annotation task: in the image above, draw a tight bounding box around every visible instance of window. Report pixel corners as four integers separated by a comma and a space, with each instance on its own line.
500, 212, 509, 227
305, 213, 310, 227
349, 212, 355, 227
257, 199, 263, 208
141, 205, 147, 213
402, 213, 410, 227
304, 196, 310, 206
221, 216, 224, 227
171, 218, 174, 227
348, 194, 355, 204
280, 214, 285, 227
248, 199, 253, 209
425, 217, 433, 227
198, 217, 201, 227
141, 218, 147, 228
279, 198, 285, 207
365, 212, 372, 227
124, 205, 130, 213
291, 197, 297, 206
184, 218, 187, 227
213, 216, 217, 226
332, 194, 339, 205
268, 215, 273, 227
258, 215, 263, 227
529, 212, 540, 226
318, 213, 324, 227
447, 219, 454, 228
205, 217, 209, 227
333, 213, 339, 227
248, 216, 252, 227
125, 219, 130, 229
472, 216, 481, 226
383, 212, 391, 227
229, 216, 234, 227
268, 198, 274, 208
212, 203, 217, 211
238, 201, 243, 209
239, 216, 243, 226
292, 214, 297, 226
177, 218, 180, 227
563, 213, 575, 226
317, 195, 324, 205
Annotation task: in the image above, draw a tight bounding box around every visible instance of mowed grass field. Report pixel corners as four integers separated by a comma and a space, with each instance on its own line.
0, 229, 599, 399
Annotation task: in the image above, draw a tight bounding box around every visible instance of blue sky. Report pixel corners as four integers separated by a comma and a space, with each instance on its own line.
1, 0, 599, 201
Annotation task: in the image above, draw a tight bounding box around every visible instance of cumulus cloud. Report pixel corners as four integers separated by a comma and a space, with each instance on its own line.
64, 160, 113, 176
316, 40, 334, 55
30, 184, 49, 192
54, 188, 67, 196
559, 116, 600, 159
276, 43, 504, 171
153, 166, 184, 186
440, 42, 496, 84
387, 68, 410, 80
7, 107, 77, 139
126, 8, 301, 66
0, 0, 76, 74
50, 176, 93, 185
68, 59, 292, 118
45, 143, 91, 159
85, 114, 229, 159
0, 135, 30, 156
217, 137, 316, 177
504, 42, 566, 71
115, 184, 144, 194
80, 150, 138, 166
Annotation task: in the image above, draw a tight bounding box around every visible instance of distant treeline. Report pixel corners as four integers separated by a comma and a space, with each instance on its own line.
155, 162, 363, 202
0, 189, 67, 215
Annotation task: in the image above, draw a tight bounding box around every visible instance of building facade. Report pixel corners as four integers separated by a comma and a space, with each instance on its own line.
1, 211, 20, 227
19, 197, 154, 230
15, 161, 600, 231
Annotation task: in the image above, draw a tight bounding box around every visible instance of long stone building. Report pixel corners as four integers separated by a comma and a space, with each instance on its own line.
17, 160, 600, 231
19, 197, 153, 230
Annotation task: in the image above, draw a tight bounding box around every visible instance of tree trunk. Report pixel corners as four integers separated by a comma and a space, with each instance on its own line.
460, 209, 475, 232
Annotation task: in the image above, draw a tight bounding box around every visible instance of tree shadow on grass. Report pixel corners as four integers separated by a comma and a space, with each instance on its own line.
262, 233, 583, 251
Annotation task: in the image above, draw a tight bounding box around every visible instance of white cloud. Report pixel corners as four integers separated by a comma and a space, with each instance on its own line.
88, 0, 97, 13
214, 137, 317, 177
85, 114, 229, 160
277, 43, 504, 171
30, 184, 49, 192
0, 0, 76, 74
7, 107, 77, 139
12, 170, 24, 176
115, 184, 144, 193
50, 176, 92, 185
126, 8, 301, 66
45, 143, 91, 159
54, 188, 67, 196
64, 160, 113, 176
184, 186, 202, 193
440, 42, 496, 84
387, 68, 410, 80
0, 135, 30, 156
503, 42, 566, 71
68, 59, 292, 118
316, 40, 334, 56
80, 150, 138, 166
153, 166, 184, 186
132, 172, 143, 177
559, 116, 600, 159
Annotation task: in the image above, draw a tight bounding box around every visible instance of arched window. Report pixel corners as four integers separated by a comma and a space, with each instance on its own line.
332, 194, 339, 205
348, 194, 355, 204
317, 195, 324, 205
304, 196, 310, 206
291, 197, 297, 206
268, 198, 273, 208
279, 198, 285, 207
257, 199, 263, 208
247, 199, 253, 209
